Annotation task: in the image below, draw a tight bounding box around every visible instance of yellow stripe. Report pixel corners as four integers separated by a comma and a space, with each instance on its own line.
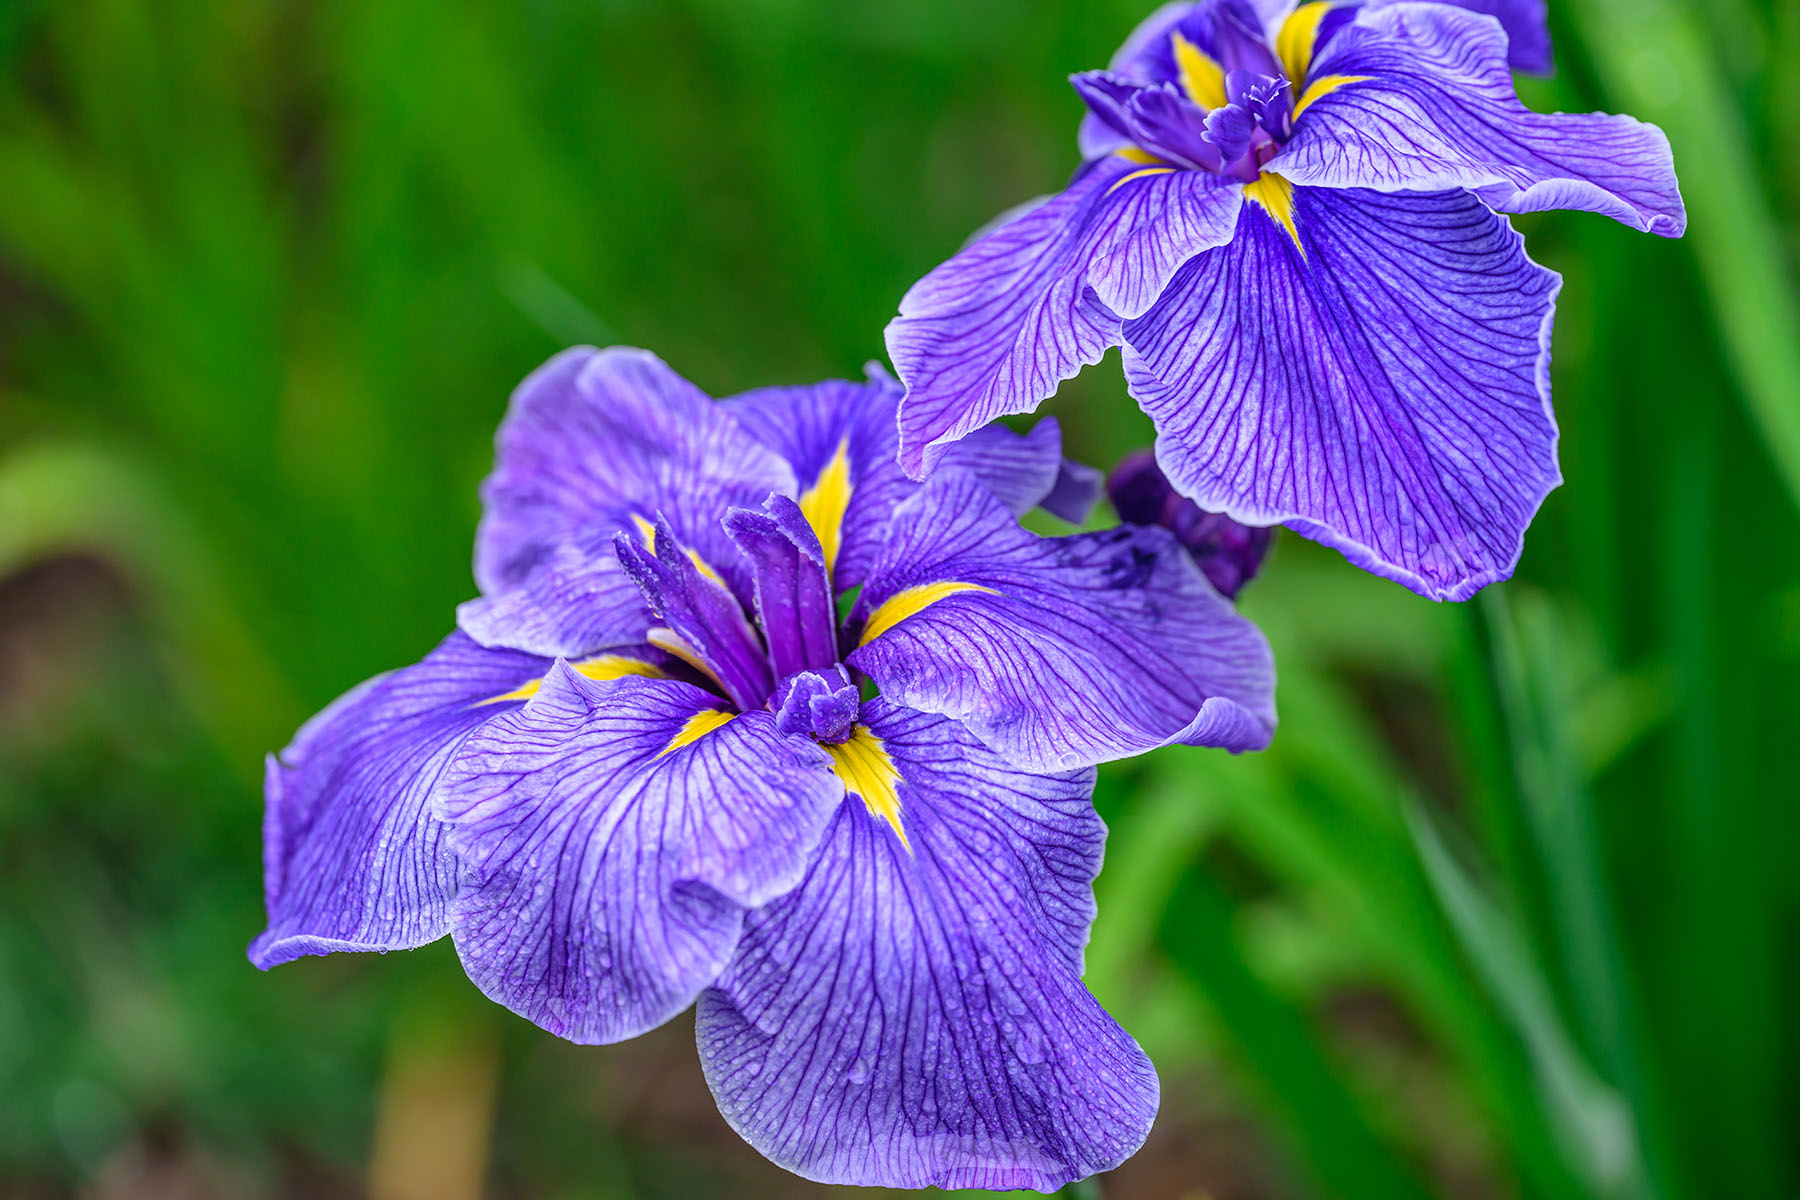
479, 655, 665, 706
1243, 172, 1303, 257
1275, 1, 1332, 86
656, 708, 735, 759
1106, 166, 1178, 195
1171, 32, 1227, 110
629, 512, 726, 587
857, 581, 997, 648
1292, 73, 1371, 121
827, 726, 910, 853
798, 437, 853, 576
1115, 146, 1166, 165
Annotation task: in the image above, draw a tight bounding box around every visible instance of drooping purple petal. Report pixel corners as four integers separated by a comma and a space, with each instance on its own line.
1273, 3, 1682, 234
1120, 185, 1562, 601
697, 702, 1156, 1192
724, 375, 1085, 588
250, 632, 549, 969
1364, 0, 1552, 73
723, 496, 839, 679
615, 521, 773, 712
436, 666, 841, 1045
848, 470, 1276, 770
1107, 450, 1274, 598
887, 158, 1243, 477
473, 346, 795, 603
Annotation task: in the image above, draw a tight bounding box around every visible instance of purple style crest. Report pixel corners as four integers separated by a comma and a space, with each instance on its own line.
885, 0, 1684, 601
253, 346, 1280, 1190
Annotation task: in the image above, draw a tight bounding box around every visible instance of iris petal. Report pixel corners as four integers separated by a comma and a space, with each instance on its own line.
849, 469, 1276, 770
697, 703, 1155, 1192
1121, 185, 1562, 601
250, 632, 549, 968
1272, 3, 1682, 234
436, 666, 840, 1044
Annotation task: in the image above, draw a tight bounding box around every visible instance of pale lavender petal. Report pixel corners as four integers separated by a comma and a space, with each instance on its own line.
457, 542, 649, 660
697, 702, 1156, 1192
1121, 185, 1562, 601
1364, 0, 1552, 73
1274, 3, 1682, 234
437, 666, 840, 1045
250, 632, 549, 968
473, 346, 795, 601
849, 470, 1276, 770
888, 159, 1242, 477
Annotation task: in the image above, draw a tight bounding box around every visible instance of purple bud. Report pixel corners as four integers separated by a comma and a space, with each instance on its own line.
772, 665, 859, 744
1106, 451, 1273, 599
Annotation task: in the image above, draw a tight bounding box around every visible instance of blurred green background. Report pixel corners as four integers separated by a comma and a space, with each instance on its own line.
1, 0, 1796, 1196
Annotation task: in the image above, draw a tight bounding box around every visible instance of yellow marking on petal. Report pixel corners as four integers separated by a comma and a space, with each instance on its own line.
646, 627, 729, 692
1292, 73, 1371, 121
1107, 166, 1179, 195
1243, 172, 1304, 256
798, 437, 853, 576
478, 655, 665, 705
1275, 1, 1332, 87
1116, 146, 1166, 165
827, 726, 910, 853
629, 512, 727, 587
857, 581, 998, 648
1171, 32, 1228, 110
656, 708, 735, 759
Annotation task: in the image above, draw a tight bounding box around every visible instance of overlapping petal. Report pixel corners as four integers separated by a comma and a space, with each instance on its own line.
698, 703, 1155, 1192
888, 158, 1244, 477
1363, 0, 1552, 72
473, 345, 796, 600
457, 542, 651, 660
724, 374, 1089, 586
1121, 185, 1561, 601
1273, 3, 1682, 234
250, 632, 549, 968
436, 667, 841, 1044
849, 470, 1276, 770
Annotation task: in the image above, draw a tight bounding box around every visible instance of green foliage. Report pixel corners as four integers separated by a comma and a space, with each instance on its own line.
1, 0, 1795, 1196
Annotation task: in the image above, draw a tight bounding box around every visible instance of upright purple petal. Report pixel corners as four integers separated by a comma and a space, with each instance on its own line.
887, 159, 1243, 477
437, 667, 841, 1045
1121, 185, 1562, 601
615, 522, 773, 712
698, 703, 1156, 1192
848, 470, 1276, 770
250, 632, 549, 968
473, 346, 795, 600
1365, 0, 1552, 72
723, 496, 839, 679
1273, 4, 1682, 234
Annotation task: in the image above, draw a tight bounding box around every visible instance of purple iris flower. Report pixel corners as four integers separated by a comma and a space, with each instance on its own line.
251, 347, 1277, 1189
885, 0, 1684, 602
1109, 450, 1273, 598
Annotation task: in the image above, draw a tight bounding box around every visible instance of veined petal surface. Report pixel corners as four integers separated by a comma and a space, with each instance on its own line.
849, 470, 1276, 770
887, 159, 1243, 477
250, 632, 548, 968
1121, 185, 1561, 601
436, 667, 839, 1044
457, 541, 650, 660
473, 346, 795, 601
698, 703, 1156, 1192
1362, 0, 1552, 72
1273, 3, 1683, 234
